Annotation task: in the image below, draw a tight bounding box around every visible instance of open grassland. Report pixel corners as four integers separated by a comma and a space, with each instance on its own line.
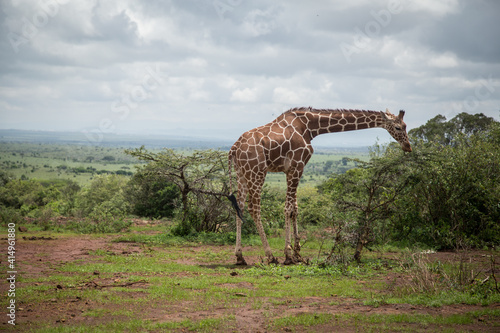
1, 222, 498, 332
0, 143, 137, 185
0, 142, 368, 187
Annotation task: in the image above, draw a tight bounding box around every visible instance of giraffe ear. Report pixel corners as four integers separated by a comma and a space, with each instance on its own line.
381, 109, 393, 120
398, 110, 405, 120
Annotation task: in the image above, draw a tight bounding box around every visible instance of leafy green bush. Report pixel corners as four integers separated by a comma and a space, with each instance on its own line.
74, 174, 130, 218
390, 126, 500, 249
68, 217, 133, 234
126, 171, 179, 218
0, 206, 23, 226
260, 185, 285, 230
320, 116, 500, 252
298, 187, 332, 226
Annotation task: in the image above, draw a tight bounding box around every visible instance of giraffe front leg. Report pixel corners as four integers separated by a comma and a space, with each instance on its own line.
292, 214, 303, 262
283, 205, 295, 265
249, 185, 277, 265
283, 193, 300, 265
285, 170, 305, 264
284, 205, 303, 265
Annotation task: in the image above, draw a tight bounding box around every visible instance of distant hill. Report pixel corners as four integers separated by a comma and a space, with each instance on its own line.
0, 129, 233, 149
0, 129, 370, 154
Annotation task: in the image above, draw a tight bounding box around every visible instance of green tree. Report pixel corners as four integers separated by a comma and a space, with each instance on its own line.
0, 179, 52, 213
125, 147, 232, 234
75, 174, 130, 219
322, 148, 414, 262
0, 170, 14, 187
392, 124, 500, 248
126, 171, 179, 219
409, 112, 495, 146
298, 186, 333, 227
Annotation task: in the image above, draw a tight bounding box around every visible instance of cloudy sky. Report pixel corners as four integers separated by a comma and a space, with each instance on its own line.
1, 0, 499, 146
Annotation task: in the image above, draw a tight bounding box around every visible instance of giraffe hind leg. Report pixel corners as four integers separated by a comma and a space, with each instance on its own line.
283, 208, 303, 265
234, 179, 248, 266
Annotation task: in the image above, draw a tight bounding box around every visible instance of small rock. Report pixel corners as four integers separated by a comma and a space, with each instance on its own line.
18, 226, 28, 232
56, 284, 63, 289
93, 271, 100, 275
230, 271, 238, 276
284, 275, 291, 280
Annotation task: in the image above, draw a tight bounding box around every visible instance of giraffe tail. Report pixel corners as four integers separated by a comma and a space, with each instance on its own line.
228, 193, 244, 222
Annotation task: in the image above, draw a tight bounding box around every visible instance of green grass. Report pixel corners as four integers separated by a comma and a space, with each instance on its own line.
5, 226, 499, 332
29, 316, 236, 333
272, 310, 500, 332
273, 312, 334, 329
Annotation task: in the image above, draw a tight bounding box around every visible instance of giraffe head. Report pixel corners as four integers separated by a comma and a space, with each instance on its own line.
381, 109, 412, 152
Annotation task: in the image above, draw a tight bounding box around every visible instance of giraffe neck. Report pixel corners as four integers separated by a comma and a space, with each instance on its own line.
290, 108, 385, 140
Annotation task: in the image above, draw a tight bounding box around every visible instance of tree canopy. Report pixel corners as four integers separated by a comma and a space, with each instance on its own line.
409, 112, 495, 145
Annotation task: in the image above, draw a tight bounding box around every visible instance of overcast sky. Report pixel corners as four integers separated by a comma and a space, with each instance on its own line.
1, 0, 499, 147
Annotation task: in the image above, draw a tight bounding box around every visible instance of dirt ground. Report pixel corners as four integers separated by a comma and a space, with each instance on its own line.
2, 228, 499, 332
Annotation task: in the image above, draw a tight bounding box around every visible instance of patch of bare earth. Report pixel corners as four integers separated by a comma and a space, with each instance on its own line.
1, 229, 499, 332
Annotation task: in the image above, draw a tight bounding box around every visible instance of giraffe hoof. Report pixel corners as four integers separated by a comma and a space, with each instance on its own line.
267, 256, 279, 265
235, 256, 247, 266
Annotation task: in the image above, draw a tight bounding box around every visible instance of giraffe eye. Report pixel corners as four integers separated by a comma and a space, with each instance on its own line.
395, 126, 402, 131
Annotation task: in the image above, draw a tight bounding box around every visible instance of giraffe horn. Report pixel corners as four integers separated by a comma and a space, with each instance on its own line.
385, 108, 393, 115
398, 110, 405, 119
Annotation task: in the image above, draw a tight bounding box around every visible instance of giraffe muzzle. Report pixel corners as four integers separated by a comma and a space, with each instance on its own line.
402, 142, 412, 152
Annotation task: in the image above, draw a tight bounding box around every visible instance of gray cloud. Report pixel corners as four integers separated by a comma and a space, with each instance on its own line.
0, 0, 499, 147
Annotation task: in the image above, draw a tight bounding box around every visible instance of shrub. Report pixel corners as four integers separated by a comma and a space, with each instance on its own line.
0, 206, 23, 227
126, 171, 179, 218
68, 217, 133, 234
75, 175, 130, 218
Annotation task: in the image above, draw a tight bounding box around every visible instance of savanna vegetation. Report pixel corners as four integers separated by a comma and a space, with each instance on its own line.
1, 112, 499, 331
2, 112, 498, 253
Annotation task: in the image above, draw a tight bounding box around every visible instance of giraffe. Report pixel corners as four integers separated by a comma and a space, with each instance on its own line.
228, 107, 412, 265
